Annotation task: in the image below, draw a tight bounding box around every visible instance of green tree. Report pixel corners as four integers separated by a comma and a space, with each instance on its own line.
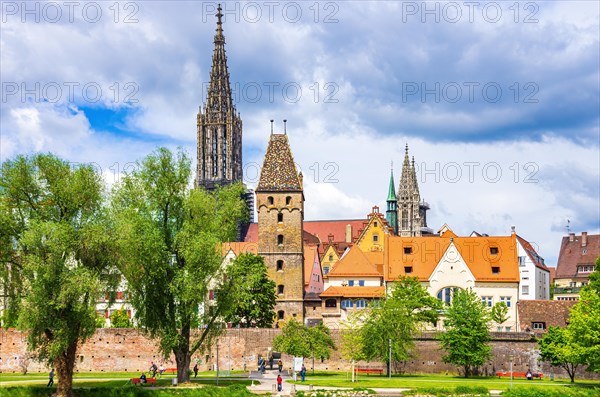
110, 307, 132, 328
222, 253, 276, 328
564, 257, 600, 372
438, 288, 492, 377
0, 154, 115, 397
539, 326, 585, 382
491, 302, 509, 328
110, 147, 247, 383
340, 311, 366, 382
362, 277, 441, 375
272, 319, 335, 373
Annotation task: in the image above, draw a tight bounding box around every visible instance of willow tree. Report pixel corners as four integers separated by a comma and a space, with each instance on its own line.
110, 147, 247, 383
0, 154, 115, 397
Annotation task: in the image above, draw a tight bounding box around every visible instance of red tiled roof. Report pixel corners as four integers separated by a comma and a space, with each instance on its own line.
303, 219, 366, 244
517, 300, 575, 331
320, 286, 385, 298
517, 235, 549, 271
556, 233, 600, 279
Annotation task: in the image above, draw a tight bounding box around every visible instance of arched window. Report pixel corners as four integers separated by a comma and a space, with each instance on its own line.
268, 196, 274, 205
437, 287, 460, 305
277, 260, 284, 271
277, 285, 284, 294
286, 196, 292, 205
277, 310, 284, 320
277, 213, 283, 222
277, 235, 284, 245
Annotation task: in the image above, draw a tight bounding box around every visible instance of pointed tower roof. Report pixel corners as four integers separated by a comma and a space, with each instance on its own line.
256, 134, 302, 191
387, 166, 396, 201
398, 144, 413, 196
411, 156, 420, 195
205, 4, 234, 121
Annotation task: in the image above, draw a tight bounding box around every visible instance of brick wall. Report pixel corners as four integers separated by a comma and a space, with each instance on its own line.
1, 328, 598, 380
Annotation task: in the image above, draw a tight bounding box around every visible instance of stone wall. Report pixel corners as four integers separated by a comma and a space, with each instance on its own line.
1, 328, 598, 380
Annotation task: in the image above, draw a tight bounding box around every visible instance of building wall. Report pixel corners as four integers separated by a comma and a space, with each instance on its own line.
517, 242, 550, 300
257, 191, 305, 322
2, 328, 598, 380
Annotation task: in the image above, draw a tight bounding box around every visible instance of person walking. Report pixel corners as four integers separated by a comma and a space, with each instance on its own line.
277, 374, 283, 391
269, 355, 274, 370
47, 369, 55, 387
193, 363, 198, 378
149, 362, 158, 378
301, 364, 306, 382
277, 359, 283, 373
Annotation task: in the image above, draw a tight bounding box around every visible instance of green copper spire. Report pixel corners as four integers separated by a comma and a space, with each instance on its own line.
386, 163, 398, 234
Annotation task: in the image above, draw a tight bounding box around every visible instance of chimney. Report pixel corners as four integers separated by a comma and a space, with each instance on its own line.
581, 232, 587, 247
569, 233, 575, 242
345, 224, 352, 243
511, 226, 516, 235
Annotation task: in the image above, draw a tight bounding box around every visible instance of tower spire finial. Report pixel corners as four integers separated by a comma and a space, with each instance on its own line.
283, 119, 287, 135
270, 119, 274, 135
215, 4, 224, 42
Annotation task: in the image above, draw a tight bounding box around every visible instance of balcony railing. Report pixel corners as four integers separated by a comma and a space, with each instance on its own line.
553, 287, 582, 294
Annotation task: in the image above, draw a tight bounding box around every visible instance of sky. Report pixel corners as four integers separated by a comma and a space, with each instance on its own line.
1, 1, 599, 266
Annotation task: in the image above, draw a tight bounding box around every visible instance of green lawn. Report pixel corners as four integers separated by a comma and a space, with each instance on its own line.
290, 372, 600, 391
0, 370, 247, 383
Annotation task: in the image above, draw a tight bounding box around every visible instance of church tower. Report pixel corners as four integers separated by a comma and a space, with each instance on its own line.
256, 124, 305, 324
196, 4, 243, 190
386, 166, 398, 234
397, 145, 429, 236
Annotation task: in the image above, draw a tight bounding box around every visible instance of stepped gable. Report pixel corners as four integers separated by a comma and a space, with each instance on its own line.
256, 134, 301, 192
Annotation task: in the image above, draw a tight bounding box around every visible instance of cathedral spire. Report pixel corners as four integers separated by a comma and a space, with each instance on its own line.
196, 3, 243, 191
397, 144, 423, 237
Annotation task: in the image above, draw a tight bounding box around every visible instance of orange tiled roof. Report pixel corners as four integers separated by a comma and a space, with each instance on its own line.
386, 235, 519, 282
328, 245, 382, 277
320, 286, 385, 298
304, 245, 318, 286
222, 241, 259, 256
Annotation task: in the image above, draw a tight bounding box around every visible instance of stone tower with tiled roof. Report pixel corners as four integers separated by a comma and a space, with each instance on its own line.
256, 131, 305, 324
196, 4, 243, 191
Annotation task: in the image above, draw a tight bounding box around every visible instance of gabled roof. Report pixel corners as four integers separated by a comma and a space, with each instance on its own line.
328, 245, 382, 277
517, 300, 575, 331
556, 233, 600, 279
517, 234, 550, 271
386, 235, 519, 282
256, 134, 302, 191
222, 242, 258, 256
320, 286, 385, 298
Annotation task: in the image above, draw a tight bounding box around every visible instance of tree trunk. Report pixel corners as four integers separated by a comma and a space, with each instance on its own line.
54, 340, 78, 397
175, 323, 191, 383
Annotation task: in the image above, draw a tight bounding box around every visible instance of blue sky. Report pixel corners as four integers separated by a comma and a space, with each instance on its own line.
1, 1, 599, 265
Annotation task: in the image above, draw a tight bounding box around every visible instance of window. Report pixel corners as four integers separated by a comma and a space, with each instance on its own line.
578, 265, 595, 273
518, 256, 526, 266
268, 196, 274, 205
348, 280, 355, 287
490, 247, 499, 255
497, 326, 503, 332
341, 299, 353, 309
481, 296, 493, 307
323, 266, 330, 275
492, 266, 500, 274
277, 235, 284, 245
404, 266, 413, 274
277, 285, 284, 294
500, 296, 512, 307
522, 285, 529, 295
372, 234, 379, 242
325, 299, 337, 308
505, 326, 511, 332
277, 310, 284, 320
329, 254, 333, 261
437, 287, 459, 305
358, 280, 365, 287
569, 281, 577, 287
355, 299, 366, 308
374, 222, 378, 227
404, 247, 412, 254
532, 322, 545, 330
286, 196, 291, 205
277, 260, 284, 271
277, 213, 283, 222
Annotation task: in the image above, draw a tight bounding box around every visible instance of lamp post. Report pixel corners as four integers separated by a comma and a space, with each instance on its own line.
388, 338, 392, 379
509, 354, 514, 389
